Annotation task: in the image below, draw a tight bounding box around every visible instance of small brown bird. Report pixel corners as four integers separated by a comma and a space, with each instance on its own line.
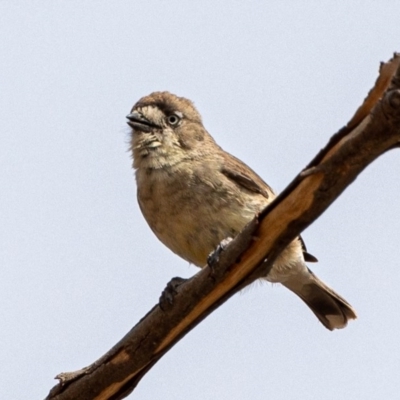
127, 91, 357, 330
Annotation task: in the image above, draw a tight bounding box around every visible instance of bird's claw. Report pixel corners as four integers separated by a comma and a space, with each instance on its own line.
159, 277, 187, 311
207, 237, 233, 276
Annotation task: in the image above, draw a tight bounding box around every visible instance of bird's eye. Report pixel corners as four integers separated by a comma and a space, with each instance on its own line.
167, 114, 181, 126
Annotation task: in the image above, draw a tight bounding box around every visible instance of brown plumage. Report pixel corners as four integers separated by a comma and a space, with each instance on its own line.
127, 91, 357, 330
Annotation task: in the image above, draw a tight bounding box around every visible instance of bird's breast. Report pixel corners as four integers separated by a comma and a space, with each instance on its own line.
136, 165, 264, 266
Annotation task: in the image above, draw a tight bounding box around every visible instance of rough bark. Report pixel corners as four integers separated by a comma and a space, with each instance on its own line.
45, 54, 400, 400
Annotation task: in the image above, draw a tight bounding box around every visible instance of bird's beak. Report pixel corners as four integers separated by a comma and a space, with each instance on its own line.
126, 111, 160, 132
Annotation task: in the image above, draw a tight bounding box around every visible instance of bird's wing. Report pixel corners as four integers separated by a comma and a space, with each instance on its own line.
220, 153, 274, 199
299, 236, 318, 262
221, 152, 318, 263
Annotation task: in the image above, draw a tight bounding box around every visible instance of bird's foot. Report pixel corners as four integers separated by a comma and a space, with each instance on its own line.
207, 237, 233, 277
159, 277, 187, 311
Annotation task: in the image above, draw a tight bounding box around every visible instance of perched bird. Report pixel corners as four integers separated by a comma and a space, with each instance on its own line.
127, 91, 357, 330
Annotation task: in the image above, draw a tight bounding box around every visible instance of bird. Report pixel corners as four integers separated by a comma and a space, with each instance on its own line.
126, 91, 357, 330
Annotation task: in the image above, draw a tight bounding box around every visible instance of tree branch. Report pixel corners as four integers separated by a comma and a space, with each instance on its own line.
45, 53, 400, 400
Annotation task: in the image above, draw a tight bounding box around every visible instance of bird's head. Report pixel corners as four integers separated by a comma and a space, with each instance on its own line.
127, 92, 216, 169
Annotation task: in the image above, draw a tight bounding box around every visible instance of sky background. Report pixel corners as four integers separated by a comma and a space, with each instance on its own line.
1, 2, 399, 399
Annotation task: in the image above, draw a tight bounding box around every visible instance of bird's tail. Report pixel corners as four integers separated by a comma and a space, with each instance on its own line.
282, 270, 357, 330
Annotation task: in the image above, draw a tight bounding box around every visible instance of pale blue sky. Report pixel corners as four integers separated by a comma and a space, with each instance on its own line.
1, 2, 399, 399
